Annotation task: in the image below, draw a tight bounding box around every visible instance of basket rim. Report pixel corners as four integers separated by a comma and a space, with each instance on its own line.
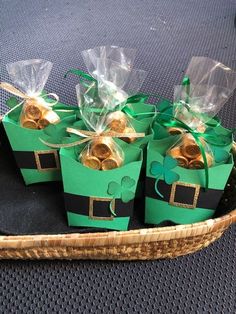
0, 208, 235, 250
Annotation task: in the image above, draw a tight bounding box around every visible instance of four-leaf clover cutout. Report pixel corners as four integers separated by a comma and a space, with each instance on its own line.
150, 156, 180, 198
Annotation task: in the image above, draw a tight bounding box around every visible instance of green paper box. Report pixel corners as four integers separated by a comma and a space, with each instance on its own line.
124, 101, 155, 149
123, 102, 155, 199
2, 103, 77, 185
60, 141, 143, 231
145, 135, 234, 225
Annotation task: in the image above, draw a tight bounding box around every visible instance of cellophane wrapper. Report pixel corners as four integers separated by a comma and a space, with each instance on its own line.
173, 56, 236, 129
168, 57, 236, 169
6, 59, 60, 129
76, 46, 147, 170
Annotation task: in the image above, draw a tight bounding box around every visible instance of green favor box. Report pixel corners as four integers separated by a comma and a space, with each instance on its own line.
60, 141, 143, 231
123, 101, 155, 199
3, 104, 77, 185
124, 101, 155, 149
145, 136, 234, 225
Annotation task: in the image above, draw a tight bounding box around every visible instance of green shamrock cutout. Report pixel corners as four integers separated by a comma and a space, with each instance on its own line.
107, 176, 136, 216
150, 156, 180, 198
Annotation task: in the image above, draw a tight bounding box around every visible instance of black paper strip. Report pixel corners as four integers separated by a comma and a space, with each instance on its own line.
145, 177, 223, 210
64, 193, 134, 218
14, 150, 59, 170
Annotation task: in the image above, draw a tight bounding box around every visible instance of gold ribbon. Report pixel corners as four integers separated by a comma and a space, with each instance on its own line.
0, 82, 59, 109
41, 127, 145, 148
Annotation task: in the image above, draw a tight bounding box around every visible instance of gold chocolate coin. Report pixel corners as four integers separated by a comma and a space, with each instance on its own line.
121, 127, 136, 144
21, 117, 38, 129
91, 138, 113, 160
81, 154, 101, 170
168, 147, 189, 168
24, 101, 42, 120
38, 110, 60, 129
38, 118, 50, 129
181, 134, 201, 159
107, 111, 127, 132
101, 156, 123, 170
189, 153, 213, 169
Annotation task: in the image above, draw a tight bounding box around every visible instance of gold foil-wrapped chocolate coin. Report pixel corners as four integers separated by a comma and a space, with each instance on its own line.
168, 147, 189, 168
24, 101, 42, 120
107, 111, 127, 132
20, 115, 38, 129
38, 118, 50, 129
101, 155, 123, 170
181, 135, 201, 159
168, 127, 184, 135
80, 153, 101, 170
91, 137, 113, 160
38, 110, 60, 129
121, 127, 136, 144
189, 153, 213, 169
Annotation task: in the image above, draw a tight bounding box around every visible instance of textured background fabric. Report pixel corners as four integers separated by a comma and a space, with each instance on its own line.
0, 0, 235, 313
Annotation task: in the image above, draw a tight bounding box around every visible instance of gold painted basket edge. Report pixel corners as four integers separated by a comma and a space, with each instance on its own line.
0, 138, 235, 260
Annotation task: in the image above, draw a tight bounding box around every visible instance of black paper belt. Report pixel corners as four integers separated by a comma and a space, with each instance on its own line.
145, 177, 223, 210
64, 193, 134, 219
14, 150, 60, 171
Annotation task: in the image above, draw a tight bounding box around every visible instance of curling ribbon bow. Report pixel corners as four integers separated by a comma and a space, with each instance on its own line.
41, 127, 145, 148
0, 82, 59, 113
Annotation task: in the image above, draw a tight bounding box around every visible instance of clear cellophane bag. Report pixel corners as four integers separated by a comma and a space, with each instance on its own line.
6, 59, 60, 129
167, 57, 236, 169
76, 46, 147, 170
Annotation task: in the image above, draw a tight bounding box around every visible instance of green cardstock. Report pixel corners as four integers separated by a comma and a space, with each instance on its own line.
145, 197, 215, 225
124, 102, 155, 149
125, 102, 156, 121
60, 141, 143, 231
145, 137, 234, 225
2, 101, 77, 185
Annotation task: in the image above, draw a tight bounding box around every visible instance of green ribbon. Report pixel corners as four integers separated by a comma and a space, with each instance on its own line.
65, 68, 159, 118
182, 76, 190, 104
64, 69, 97, 83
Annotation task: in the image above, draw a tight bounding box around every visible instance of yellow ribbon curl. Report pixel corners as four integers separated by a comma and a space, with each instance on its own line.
41, 127, 145, 148
0, 82, 59, 112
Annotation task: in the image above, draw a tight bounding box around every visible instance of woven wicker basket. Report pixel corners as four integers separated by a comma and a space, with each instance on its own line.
0, 145, 235, 261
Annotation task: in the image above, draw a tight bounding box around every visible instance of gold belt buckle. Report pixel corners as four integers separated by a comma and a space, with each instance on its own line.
34, 150, 60, 172
169, 181, 200, 209
89, 197, 115, 220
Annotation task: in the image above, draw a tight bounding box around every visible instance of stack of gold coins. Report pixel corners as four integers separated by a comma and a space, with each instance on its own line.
167, 134, 213, 170
20, 100, 60, 129
81, 137, 123, 171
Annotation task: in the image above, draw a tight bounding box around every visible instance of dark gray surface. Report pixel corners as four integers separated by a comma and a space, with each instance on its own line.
0, 0, 235, 313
